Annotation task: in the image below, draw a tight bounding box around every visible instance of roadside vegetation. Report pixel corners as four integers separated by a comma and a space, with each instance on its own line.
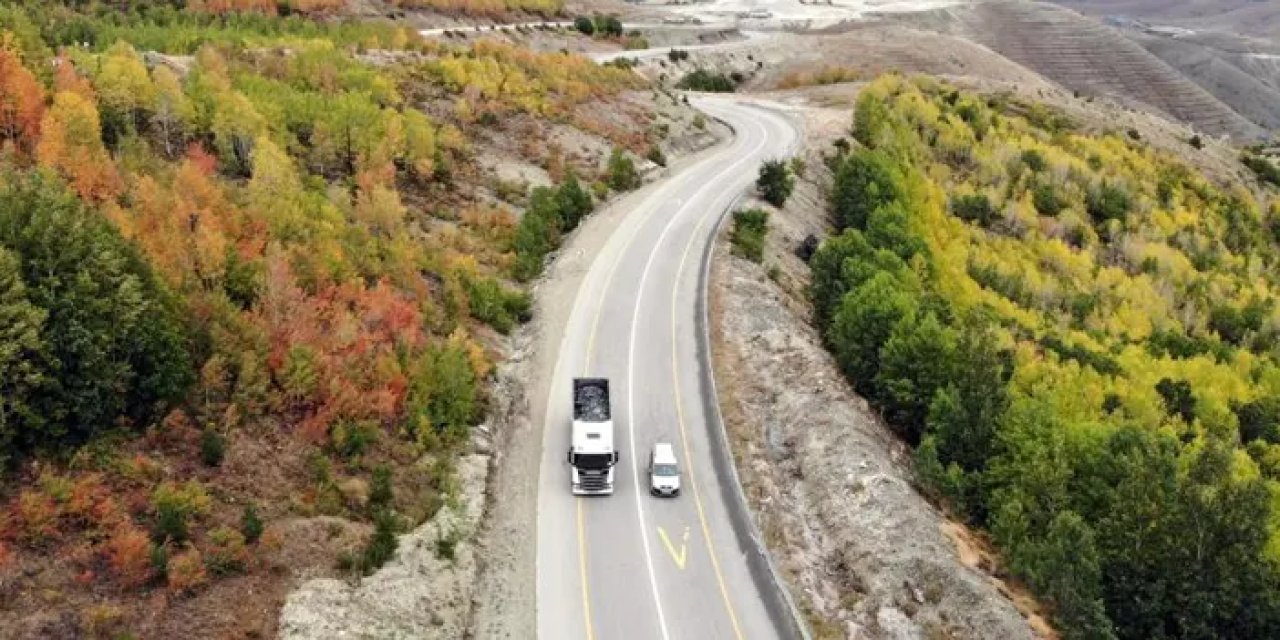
756, 158, 794, 207
393, 0, 564, 19
675, 68, 738, 93
0, 0, 649, 635
729, 208, 769, 263
814, 75, 1280, 639
776, 66, 861, 90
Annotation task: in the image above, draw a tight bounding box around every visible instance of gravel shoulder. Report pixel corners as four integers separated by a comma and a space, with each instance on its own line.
707, 105, 1055, 639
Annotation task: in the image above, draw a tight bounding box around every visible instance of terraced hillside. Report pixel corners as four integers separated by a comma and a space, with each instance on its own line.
901, 0, 1266, 140
1137, 32, 1280, 132
1053, 0, 1280, 39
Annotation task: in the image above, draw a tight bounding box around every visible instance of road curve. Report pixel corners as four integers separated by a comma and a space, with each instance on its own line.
535, 97, 799, 640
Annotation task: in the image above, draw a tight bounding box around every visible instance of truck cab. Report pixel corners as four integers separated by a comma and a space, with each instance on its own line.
568, 378, 619, 495
649, 442, 681, 497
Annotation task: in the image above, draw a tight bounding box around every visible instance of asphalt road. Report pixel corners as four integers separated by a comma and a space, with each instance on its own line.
535, 97, 799, 640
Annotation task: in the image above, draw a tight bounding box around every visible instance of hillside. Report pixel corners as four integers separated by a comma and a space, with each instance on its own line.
1134, 31, 1280, 133
810, 74, 1280, 638
891, 0, 1267, 141
1052, 0, 1280, 39
0, 2, 700, 637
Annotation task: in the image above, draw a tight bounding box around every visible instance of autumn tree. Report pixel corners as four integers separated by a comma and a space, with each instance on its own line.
93, 42, 156, 146
151, 66, 194, 158
0, 48, 45, 157
36, 91, 120, 201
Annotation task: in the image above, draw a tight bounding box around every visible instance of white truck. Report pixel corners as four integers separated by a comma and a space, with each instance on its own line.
567, 378, 619, 495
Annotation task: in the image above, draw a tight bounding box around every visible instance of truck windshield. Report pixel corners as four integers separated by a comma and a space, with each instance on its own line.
653, 464, 678, 477
573, 453, 614, 469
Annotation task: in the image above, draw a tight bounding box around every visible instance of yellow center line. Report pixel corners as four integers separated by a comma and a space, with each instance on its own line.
575, 187, 671, 640
574, 99, 766, 640
668, 168, 748, 640
665, 102, 773, 637
576, 499, 592, 640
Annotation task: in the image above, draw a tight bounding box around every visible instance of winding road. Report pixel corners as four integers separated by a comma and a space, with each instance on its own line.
535, 97, 800, 640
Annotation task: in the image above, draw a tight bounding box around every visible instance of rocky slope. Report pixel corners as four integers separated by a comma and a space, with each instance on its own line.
278, 455, 488, 639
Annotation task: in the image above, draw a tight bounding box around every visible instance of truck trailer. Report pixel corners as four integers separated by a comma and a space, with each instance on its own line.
567, 378, 619, 495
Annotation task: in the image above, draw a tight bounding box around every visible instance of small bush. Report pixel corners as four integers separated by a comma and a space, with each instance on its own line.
692, 114, 707, 130
150, 481, 211, 544
1020, 149, 1047, 173
105, 524, 153, 589
594, 14, 623, 37
199, 427, 226, 467
241, 504, 264, 544
603, 57, 636, 70
557, 172, 594, 232
205, 526, 248, 576
436, 527, 462, 562
360, 510, 399, 575
646, 145, 667, 168
465, 276, 531, 334
574, 16, 594, 35
369, 464, 393, 514
667, 49, 689, 63
756, 159, 794, 207
1032, 183, 1065, 217
1086, 182, 1132, 224
150, 542, 170, 581
80, 604, 126, 638
1189, 135, 1203, 149
330, 420, 377, 458
591, 180, 609, 202
950, 193, 997, 226
623, 35, 649, 50
675, 68, 736, 92
730, 208, 769, 263
1243, 154, 1280, 187
166, 545, 208, 595
790, 157, 807, 178
607, 147, 640, 191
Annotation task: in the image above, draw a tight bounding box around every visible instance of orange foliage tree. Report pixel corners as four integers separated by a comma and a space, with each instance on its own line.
0, 48, 44, 157
103, 524, 153, 589
36, 91, 120, 201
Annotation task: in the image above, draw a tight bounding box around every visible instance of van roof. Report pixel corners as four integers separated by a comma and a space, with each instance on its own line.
653, 442, 677, 464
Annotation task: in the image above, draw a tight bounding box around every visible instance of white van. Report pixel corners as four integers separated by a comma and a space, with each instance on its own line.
649, 442, 681, 497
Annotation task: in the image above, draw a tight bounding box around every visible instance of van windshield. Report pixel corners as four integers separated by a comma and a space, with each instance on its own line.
653, 464, 678, 477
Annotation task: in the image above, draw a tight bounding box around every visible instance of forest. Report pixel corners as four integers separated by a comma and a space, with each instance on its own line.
0, 0, 645, 634
814, 75, 1280, 639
